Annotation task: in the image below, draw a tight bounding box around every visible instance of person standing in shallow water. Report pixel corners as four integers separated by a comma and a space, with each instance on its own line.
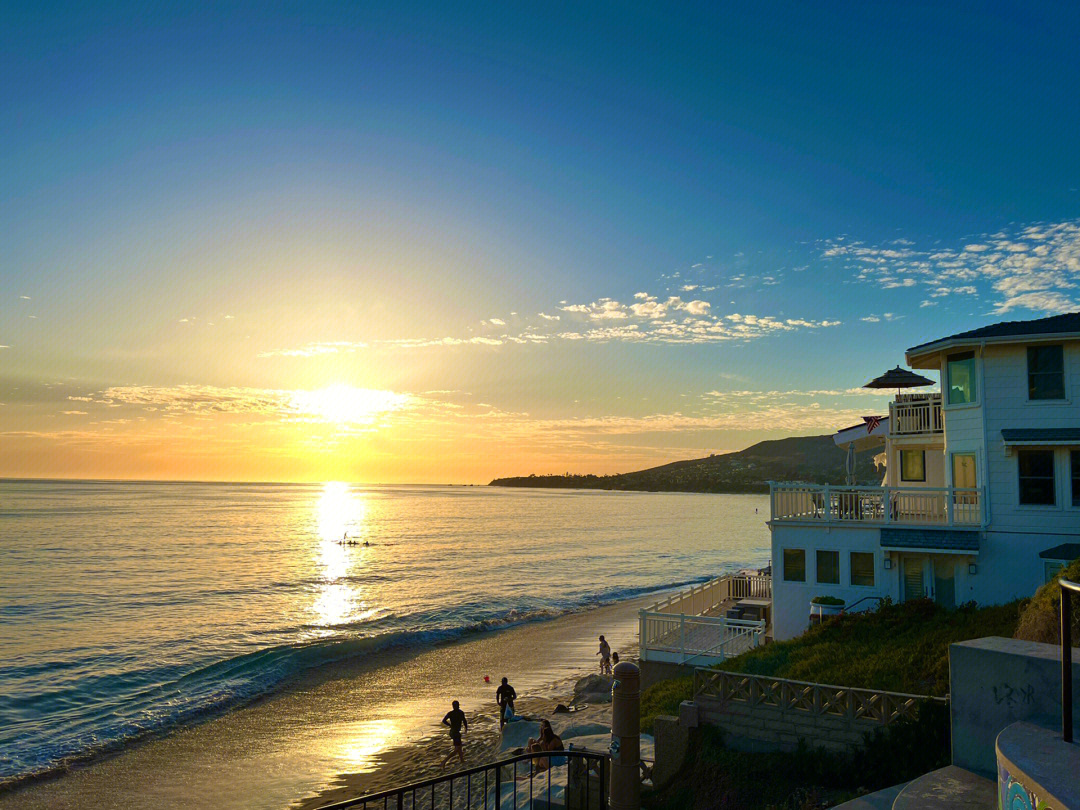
596, 635, 611, 674
440, 700, 468, 768
495, 677, 516, 728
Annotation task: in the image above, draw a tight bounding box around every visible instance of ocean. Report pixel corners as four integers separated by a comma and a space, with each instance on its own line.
0, 480, 770, 802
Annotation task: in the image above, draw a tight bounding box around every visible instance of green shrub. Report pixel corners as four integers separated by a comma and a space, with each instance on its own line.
810, 595, 845, 606
1014, 557, 1080, 644
714, 598, 1021, 695
641, 676, 693, 734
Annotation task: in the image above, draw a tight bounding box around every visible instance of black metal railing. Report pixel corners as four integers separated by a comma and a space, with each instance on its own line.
316, 749, 609, 810
1061, 577, 1078, 744
842, 595, 885, 615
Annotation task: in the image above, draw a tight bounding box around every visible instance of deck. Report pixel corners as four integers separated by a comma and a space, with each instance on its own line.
639, 574, 770, 666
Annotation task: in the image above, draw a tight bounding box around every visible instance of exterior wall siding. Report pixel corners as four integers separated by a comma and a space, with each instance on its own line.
767, 334, 1080, 642
770, 524, 895, 640
980, 342, 1080, 537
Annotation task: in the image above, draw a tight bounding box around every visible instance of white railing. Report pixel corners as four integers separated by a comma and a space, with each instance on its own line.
889, 393, 943, 435
639, 612, 766, 664
646, 574, 772, 616
769, 483, 983, 527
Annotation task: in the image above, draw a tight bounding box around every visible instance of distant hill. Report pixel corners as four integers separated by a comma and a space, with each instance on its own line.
489, 434, 882, 494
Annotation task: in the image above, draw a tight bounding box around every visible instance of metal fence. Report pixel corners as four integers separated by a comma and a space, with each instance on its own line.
316, 750, 608, 810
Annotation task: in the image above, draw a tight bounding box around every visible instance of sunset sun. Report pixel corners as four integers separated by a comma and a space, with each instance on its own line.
292, 385, 412, 426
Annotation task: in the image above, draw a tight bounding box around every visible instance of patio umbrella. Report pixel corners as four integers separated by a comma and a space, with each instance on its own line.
864, 366, 935, 391
845, 442, 856, 485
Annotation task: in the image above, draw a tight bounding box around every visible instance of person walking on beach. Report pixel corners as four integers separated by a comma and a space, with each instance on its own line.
596, 635, 611, 675
495, 677, 517, 728
440, 701, 468, 768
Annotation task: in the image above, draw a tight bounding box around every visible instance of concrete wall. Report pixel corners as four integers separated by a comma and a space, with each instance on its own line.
949, 636, 1080, 776
691, 678, 933, 754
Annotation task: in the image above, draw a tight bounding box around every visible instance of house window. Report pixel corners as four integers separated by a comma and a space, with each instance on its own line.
1045, 561, 1067, 583
1027, 345, 1065, 400
1072, 451, 1080, 506
850, 552, 875, 587
900, 450, 926, 482
1018, 449, 1056, 505
947, 351, 977, 405
816, 550, 839, 584
952, 453, 977, 489
783, 549, 806, 582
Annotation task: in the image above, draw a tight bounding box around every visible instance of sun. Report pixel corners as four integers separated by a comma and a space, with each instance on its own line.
292, 385, 411, 425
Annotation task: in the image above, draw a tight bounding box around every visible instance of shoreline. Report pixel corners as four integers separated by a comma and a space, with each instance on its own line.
0, 591, 664, 810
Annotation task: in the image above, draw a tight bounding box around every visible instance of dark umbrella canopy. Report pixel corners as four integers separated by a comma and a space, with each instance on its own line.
864, 366, 935, 389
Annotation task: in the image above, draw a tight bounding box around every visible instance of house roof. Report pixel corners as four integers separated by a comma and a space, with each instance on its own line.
1001, 428, 1080, 445
880, 528, 980, 552
906, 312, 1080, 359
1039, 543, 1080, 562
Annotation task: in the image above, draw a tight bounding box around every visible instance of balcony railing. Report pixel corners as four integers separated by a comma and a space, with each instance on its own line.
769, 483, 983, 527
646, 574, 771, 616
889, 393, 943, 436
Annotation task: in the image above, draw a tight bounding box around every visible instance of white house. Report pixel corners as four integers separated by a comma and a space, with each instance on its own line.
768, 313, 1080, 640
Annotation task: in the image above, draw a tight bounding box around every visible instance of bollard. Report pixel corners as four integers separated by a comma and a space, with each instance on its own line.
609, 660, 640, 810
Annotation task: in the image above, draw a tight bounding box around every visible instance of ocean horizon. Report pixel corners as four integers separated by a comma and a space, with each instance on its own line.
0, 480, 771, 795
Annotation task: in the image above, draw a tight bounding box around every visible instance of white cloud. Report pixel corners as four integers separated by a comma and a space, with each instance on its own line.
538, 312, 560, 320
822, 220, 1080, 315
487, 318, 506, 326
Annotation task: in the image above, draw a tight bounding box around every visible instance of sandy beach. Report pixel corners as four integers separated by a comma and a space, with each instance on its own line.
0, 591, 659, 810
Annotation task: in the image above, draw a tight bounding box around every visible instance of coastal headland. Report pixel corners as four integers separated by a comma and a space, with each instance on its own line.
490, 434, 882, 494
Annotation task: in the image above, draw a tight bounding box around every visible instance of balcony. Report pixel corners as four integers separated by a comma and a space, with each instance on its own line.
889, 392, 943, 436
770, 482, 983, 527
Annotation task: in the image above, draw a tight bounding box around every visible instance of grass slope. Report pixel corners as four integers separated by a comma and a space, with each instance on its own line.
641, 600, 1023, 809
641, 598, 1022, 733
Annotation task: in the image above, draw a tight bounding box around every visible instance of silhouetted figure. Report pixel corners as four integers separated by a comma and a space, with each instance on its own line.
496, 677, 517, 728
527, 719, 564, 772
596, 635, 611, 675
440, 700, 467, 768
612, 652, 620, 667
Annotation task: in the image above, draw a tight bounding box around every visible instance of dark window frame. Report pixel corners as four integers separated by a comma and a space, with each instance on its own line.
1071, 450, 1080, 507
783, 548, 806, 582
900, 449, 926, 482
849, 552, 875, 587
1027, 344, 1065, 401
816, 550, 840, 585
1018, 449, 1056, 506
947, 351, 977, 406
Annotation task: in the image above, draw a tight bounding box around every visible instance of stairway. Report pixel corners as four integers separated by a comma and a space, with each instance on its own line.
832, 765, 995, 810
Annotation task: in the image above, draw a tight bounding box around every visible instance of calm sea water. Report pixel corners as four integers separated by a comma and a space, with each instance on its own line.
0, 481, 770, 785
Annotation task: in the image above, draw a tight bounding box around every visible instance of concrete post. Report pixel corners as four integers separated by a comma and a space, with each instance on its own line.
609, 660, 640, 810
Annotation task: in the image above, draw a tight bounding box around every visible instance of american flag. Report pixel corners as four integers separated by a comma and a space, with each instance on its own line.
863, 415, 883, 433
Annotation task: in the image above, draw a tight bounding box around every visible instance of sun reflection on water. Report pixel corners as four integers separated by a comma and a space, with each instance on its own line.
311, 482, 367, 632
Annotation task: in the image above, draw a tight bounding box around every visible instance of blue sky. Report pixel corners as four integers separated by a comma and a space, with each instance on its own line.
3, 2, 1080, 481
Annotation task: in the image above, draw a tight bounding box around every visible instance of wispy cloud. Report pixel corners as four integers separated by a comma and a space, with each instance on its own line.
821, 220, 1080, 314
259, 288, 841, 357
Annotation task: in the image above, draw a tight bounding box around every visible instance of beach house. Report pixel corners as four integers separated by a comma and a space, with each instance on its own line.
768, 313, 1080, 640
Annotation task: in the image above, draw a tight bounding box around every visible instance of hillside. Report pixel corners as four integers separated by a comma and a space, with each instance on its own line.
489, 434, 881, 494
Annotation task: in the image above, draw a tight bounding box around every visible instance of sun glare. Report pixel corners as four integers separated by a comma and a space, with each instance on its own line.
293, 385, 411, 426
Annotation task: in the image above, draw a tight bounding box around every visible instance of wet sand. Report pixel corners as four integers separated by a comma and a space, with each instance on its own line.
0, 593, 655, 810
